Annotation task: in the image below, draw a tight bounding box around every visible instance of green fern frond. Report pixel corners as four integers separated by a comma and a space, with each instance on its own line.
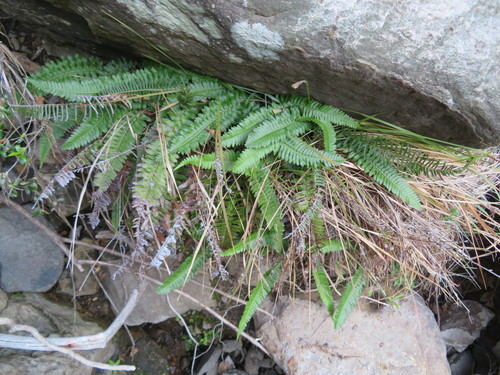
103, 58, 138, 75
38, 134, 52, 167
27, 77, 110, 102
312, 265, 335, 316
175, 150, 238, 170
245, 108, 309, 148
99, 65, 183, 97
231, 145, 275, 174
38, 119, 79, 166
277, 136, 344, 167
62, 110, 127, 150
133, 139, 169, 205
316, 239, 356, 253
373, 139, 465, 177
162, 102, 203, 134
282, 95, 359, 128
186, 79, 230, 101
341, 133, 422, 209
222, 104, 282, 147
237, 261, 281, 338
156, 251, 207, 295
333, 267, 366, 329
94, 112, 149, 190
247, 164, 285, 235
220, 231, 273, 256
169, 94, 247, 154
29, 55, 105, 82
298, 116, 337, 152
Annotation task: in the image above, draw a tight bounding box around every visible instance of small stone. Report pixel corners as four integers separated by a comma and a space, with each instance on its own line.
221, 339, 243, 354
0, 205, 64, 292
195, 346, 221, 375
244, 347, 264, 375
222, 370, 248, 375
441, 300, 495, 353
448, 350, 474, 375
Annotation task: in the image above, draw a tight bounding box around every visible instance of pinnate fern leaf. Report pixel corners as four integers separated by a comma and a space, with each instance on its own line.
333, 267, 366, 329
62, 111, 125, 150
245, 108, 308, 148
133, 139, 169, 205
247, 165, 284, 234
156, 251, 207, 295
277, 136, 344, 167
222, 104, 282, 147
283, 96, 359, 128
221, 231, 273, 256
342, 134, 422, 209
232, 146, 275, 174
312, 265, 335, 316
175, 150, 238, 170
94, 112, 148, 190
169, 94, 247, 154
237, 261, 281, 338
29, 55, 105, 82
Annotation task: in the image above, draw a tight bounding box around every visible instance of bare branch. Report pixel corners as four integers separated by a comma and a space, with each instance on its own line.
0, 287, 141, 371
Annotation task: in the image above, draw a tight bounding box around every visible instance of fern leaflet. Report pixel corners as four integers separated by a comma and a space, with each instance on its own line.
312, 265, 335, 316
333, 267, 366, 329
221, 231, 273, 256
245, 108, 309, 148
237, 261, 281, 338
341, 133, 422, 209
232, 146, 275, 174
156, 251, 207, 295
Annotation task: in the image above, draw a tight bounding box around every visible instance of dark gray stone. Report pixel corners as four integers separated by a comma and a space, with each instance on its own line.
441, 300, 495, 353
0, 205, 64, 292
0, 0, 498, 147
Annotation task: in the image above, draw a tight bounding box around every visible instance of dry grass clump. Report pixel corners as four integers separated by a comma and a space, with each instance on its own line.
283, 149, 500, 304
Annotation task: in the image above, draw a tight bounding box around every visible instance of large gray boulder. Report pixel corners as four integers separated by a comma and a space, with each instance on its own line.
1, 0, 498, 147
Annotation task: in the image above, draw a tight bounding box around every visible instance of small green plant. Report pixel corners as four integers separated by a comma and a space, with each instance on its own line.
176, 311, 221, 351
12, 55, 499, 336
0, 47, 38, 200
107, 358, 121, 375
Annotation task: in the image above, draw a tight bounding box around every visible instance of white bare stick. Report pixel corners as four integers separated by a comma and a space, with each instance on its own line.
0, 288, 139, 352
0, 318, 135, 371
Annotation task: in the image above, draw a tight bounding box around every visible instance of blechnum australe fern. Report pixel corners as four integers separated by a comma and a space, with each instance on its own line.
17, 55, 475, 334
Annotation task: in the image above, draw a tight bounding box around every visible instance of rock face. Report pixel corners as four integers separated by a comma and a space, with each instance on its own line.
254, 294, 450, 375
1, 0, 498, 147
0, 293, 115, 375
56, 238, 99, 297
102, 262, 217, 326
0, 205, 64, 292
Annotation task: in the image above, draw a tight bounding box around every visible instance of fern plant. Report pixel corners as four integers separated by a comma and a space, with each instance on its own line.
16, 55, 484, 336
